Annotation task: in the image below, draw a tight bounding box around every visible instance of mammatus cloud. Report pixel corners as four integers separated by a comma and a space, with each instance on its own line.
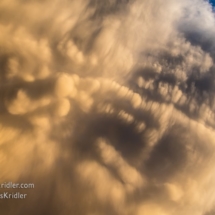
0, 0, 215, 214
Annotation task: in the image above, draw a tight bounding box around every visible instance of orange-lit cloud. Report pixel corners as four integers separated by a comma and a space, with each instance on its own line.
0, 0, 215, 214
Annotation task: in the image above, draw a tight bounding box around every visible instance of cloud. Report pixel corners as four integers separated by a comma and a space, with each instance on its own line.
0, 0, 215, 214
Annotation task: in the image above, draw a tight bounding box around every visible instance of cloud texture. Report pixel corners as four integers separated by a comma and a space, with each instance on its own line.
0, 0, 215, 214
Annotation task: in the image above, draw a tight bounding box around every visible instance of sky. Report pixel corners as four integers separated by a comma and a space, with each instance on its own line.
210, 0, 215, 6
0, 0, 215, 215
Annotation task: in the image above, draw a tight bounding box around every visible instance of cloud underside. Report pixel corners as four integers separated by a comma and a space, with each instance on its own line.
0, 0, 215, 214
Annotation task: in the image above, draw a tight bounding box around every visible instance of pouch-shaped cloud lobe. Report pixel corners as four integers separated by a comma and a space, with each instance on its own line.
0, 0, 215, 215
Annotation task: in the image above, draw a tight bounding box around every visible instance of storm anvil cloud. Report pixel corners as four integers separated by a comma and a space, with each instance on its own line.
0, 0, 215, 215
